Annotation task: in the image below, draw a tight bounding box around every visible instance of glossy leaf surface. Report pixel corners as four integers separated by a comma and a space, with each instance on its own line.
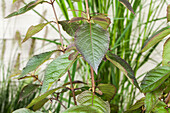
162, 38, 170, 66
141, 26, 170, 52
75, 23, 110, 73
106, 52, 140, 89
41, 52, 76, 93
19, 51, 54, 78
141, 66, 170, 93
119, 0, 135, 15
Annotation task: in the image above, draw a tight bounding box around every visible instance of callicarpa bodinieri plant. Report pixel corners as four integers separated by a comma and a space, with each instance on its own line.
5, 0, 170, 113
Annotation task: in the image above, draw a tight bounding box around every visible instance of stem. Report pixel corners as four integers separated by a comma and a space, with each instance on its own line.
68, 70, 77, 105
85, 0, 90, 20
50, 0, 64, 50
90, 66, 95, 106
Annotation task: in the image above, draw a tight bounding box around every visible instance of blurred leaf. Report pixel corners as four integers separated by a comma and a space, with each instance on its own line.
141, 66, 170, 93
69, 17, 85, 23
5, 0, 45, 18
68, 51, 78, 60
33, 98, 49, 111
41, 52, 77, 93
59, 20, 81, 37
75, 23, 110, 73
26, 87, 63, 108
19, 84, 40, 101
151, 101, 167, 113
18, 51, 54, 78
22, 22, 50, 43
119, 0, 135, 15
12, 108, 43, 113
15, 31, 22, 48
97, 84, 116, 101
125, 97, 145, 112
77, 91, 110, 113
167, 5, 170, 22
63, 105, 99, 113
91, 15, 111, 30
106, 52, 140, 90
71, 0, 80, 2
141, 26, 170, 52
162, 38, 170, 66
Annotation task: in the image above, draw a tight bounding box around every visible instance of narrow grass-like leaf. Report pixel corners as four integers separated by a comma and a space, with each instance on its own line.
162, 38, 170, 66
5, 0, 45, 18
72, 0, 80, 2
19, 51, 54, 78
75, 23, 110, 73
19, 84, 40, 101
97, 84, 116, 101
41, 52, 77, 93
167, 5, 170, 22
106, 52, 140, 90
59, 20, 81, 37
141, 66, 170, 93
22, 22, 50, 43
77, 91, 110, 113
32, 98, 49, 111
26, 87, 63, 108
119, 0, 135, 15
141, 26, 170, 52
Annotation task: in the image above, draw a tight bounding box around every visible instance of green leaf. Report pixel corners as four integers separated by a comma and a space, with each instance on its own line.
106, 52, 140, 90
75, 23, 110, 73
19, 84, 40, 101
19, 51, 54, 78
167, 5, 170, 22
63, 105, 99, 113
12, 108, 43, 113
26, 87, 63, 108
72, 0, 80, 2
97, 84, 116, 101
77, 91, 110, 113
41, 52, 77, 93
5, 0, 45, 18
22, 22, 50, 43
162, 38, 170, 66
33, 98, 49, 111
119, 0, 135, 15
141, 26, 170, 52
69, 17, 86, 23
91, 15, 111, 30
152, 101, 167, 113
141, 66, 170, 93
59, 20, 81, 37
125, 97, 145, 112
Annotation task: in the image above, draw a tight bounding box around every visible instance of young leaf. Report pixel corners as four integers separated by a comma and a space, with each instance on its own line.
18, 51, 54, 78
19, 84, 40, 101
106, 52, 140, 90
5, 0, 45, 18
41, 52, 77, 93
32, 98, 49, 111
22, 22, 50, 43
69, 17, 86, 23
167, 5, 170, 22
26, 87, 63, 108
12, 108, 43, 113
75, 23, 110, 73
119, 0, 135, 15
141, 66, 170, 93
97, 84, 117, 101
141, 26, 170, 52
59, 20, 81, 37
91, 15, 111, 30
162, 38, 170, 66
63, 105, 99, 113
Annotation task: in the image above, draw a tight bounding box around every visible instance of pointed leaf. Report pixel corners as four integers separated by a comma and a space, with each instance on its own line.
19, 84, 40, 101
22, 22, 50, 43
141, 66, 170, 93
5, 1, 45, 18
75, 23, 110, 73
12, 108, 43, 113
41, 52, 77, 93
26, 87, 63, 108
119, 0, 135, 15
141, 26, 170, 52
92, 15, 111, 30
63, 105, 100, 113
69, 17, 85, 23
167, 5, 170, 22
59, 20, 81, 37
106, 52, 140, 90
19, 51, 54, 78
33, 98, 49, 111
162, 38, 170, 66
77, 91, 110, 113
97, 84, 117, 101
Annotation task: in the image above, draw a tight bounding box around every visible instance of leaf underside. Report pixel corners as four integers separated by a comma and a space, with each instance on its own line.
75, 23, 110, 73
119, 0, 135, 15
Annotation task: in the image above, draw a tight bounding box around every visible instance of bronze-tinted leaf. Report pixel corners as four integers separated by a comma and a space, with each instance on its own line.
119, 0, 135, 15
69, 17, 85, 23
